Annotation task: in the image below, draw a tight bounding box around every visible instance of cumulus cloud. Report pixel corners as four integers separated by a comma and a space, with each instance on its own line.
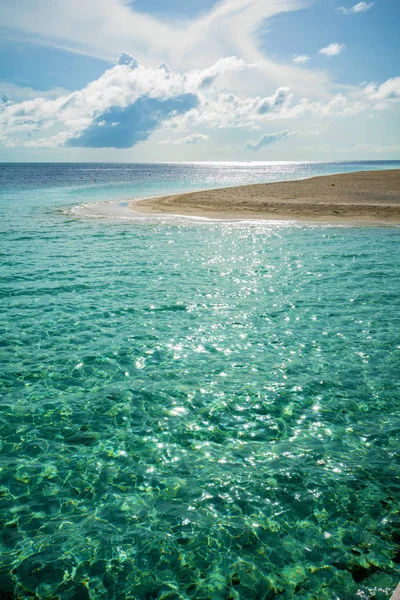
165, 86, 365, 133
1, 55, 395, 150
68, 94, 199, 148
165, 86, 294, 132
339, 2, 374, 14
319, 43, 346, 57
0, 0, 341, 104
245, 129, 296, 150
185, 56, 246, 90
363, 78, 400, 102
293, 54, 310, 65
0, 54, 243, 148
287, 93, 363, 118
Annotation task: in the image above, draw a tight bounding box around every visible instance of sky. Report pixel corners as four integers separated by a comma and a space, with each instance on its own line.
0, 0, 399, 162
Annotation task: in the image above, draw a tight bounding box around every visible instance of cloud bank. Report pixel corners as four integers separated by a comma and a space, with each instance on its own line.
0, 54, 397, 150
0, 55, 242, 148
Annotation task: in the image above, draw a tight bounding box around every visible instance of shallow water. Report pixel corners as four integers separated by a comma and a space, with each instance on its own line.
1, 162, 400, 599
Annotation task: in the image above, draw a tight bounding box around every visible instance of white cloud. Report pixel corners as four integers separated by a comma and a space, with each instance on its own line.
245, 129, 297, 150
24, 131, 74, 148
339, 2, 374, 14
0, 54, 245, 148
319, 43, 346, 57
0, 0, 308, 69
0, 0, 336, 100
293, 54, 310, 65
166, 87, 366, 133
363, 78, 400, 102
165, 86, 294, 132
0, 82, 69, 103
286, 93, 364, 118
1, 56, 396, 150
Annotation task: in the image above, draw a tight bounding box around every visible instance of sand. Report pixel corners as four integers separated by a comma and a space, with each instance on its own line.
131, 169, 400, 223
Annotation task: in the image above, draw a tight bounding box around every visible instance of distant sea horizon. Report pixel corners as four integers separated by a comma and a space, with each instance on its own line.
2, 159, 400, 166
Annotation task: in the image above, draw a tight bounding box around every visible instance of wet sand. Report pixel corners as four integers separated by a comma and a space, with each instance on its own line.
131, 169, 400, 223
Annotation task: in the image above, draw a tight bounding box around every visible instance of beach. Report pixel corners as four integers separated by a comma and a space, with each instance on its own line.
132, 169, 400, 223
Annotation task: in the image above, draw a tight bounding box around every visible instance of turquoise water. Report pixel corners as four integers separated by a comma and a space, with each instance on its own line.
1, 162, 400, 599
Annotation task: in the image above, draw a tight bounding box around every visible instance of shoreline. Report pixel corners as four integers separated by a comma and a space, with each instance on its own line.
130, 169, 400, 224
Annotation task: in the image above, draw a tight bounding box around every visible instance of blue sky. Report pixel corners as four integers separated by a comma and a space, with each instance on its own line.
0, 0, 399, 161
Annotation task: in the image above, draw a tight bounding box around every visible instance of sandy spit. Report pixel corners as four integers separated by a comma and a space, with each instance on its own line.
130, 169, 400, 224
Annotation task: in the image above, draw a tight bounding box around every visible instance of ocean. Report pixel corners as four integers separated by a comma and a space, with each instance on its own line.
1, 161, 400, 599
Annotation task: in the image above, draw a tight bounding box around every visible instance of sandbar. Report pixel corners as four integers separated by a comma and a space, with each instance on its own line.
131, 169, 400, 224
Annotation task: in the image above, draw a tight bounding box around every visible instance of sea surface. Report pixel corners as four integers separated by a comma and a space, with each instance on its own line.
0, 161, 400, 600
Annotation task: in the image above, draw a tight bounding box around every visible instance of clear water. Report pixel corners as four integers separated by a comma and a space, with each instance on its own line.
0, 161, 400, 600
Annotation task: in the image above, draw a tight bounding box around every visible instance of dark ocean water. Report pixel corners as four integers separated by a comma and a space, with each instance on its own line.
0, 161, 399, 599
